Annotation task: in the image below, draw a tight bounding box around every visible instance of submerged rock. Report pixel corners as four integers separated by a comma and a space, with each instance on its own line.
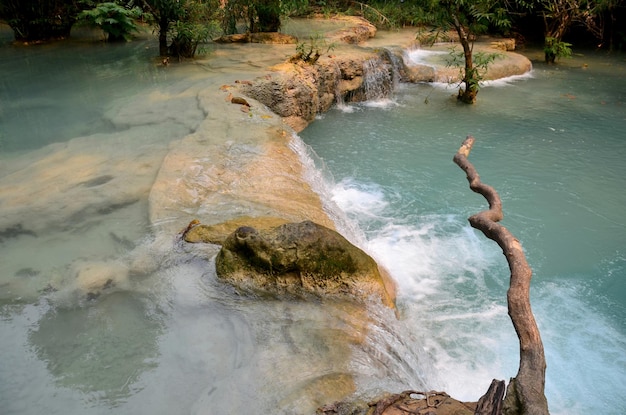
215, 220, 396, 307
73, 260, 129, 299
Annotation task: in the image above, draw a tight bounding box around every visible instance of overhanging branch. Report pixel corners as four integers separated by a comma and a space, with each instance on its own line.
453, 136, 549, 415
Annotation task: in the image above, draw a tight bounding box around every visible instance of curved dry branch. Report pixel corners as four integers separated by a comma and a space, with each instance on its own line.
453, 136, 549, 415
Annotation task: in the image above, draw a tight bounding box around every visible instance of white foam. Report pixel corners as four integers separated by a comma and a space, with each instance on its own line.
288, 135, 367, 247
332, 175, 626, 410
331, 178, 388, 219
482, 71, 535, 87
362, 98, 399, 109
335, 102, 357, 113
325, 177, 520, 400
406, 49, 449, 67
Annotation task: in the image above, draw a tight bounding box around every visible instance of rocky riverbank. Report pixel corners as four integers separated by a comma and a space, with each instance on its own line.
229, 17, 531, 131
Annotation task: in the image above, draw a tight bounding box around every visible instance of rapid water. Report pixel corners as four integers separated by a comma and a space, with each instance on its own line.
299, 50, 626, 414
1, 20, 625, 415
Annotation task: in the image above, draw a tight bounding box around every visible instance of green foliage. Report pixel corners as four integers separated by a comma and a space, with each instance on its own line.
143, 0, 220, 58
413, 0, 511, 103
78, 2, 143, 42
281, 0, 313, 17
0, 0, 81, 41
169, 19, 220, 58
143, 0, 189, 55
219, 0, 282, 34
543, 36, 572, 63
419, 0, 512, 36
538, 0, 617, 52
447, 48, 501, 92
168, 0, 221, 58
295, 0, 352, 15
290, 33, 336, 64
356, 0, 429, 29
255, 0, 282, 32
219, 0, 249, 34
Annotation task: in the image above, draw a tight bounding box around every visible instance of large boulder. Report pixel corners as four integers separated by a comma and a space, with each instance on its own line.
215, 221, 395, 307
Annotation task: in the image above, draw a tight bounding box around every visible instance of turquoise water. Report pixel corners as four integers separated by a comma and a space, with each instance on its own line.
299, 51, 626, 414
1, 20, 625, 414
1, 23, 410, 415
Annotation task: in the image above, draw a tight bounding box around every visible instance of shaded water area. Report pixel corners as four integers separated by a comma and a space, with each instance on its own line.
0, 20, 625, 415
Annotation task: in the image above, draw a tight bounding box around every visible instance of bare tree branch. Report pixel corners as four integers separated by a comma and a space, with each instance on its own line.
453, 136, 549, 415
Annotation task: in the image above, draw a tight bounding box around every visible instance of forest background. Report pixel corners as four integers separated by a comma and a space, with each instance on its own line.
1, 0, 624, 58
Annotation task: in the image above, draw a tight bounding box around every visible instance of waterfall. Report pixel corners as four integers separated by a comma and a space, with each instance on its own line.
362, 58, 393, 101
331, 61, 349, 110
382, 48, 404, 90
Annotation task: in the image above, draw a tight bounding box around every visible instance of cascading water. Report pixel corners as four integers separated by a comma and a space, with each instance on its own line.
382, 48, 403, 90
331, 60, 348, 111
362, 58, 394, 101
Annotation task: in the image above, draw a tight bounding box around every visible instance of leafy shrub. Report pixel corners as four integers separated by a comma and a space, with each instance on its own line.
354, 0, 428, 29
447, 48, 502, 102
169, 20, 220, 58
78, 2, 143, 42
169, 0, 221, 58
544, 36, 572, 63
290, 33, 336, 64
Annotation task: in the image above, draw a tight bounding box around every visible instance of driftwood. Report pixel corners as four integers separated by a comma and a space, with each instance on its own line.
317, 390, 475, 415
475, 379, 506, 415
453, 136, 549, 415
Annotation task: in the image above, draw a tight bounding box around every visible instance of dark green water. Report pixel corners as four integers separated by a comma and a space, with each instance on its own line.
299, 50, 626, 414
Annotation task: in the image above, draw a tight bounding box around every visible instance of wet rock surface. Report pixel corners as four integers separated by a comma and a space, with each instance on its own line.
214, 220, 395, 307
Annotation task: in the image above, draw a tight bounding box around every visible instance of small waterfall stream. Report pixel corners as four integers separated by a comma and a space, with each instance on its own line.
362, 57, 394, 101
331, 60, 348, 110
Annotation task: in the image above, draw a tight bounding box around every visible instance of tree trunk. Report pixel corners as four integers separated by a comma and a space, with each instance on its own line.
158, 17, 169, 57
1, 0, 77, 41
453, 136, 550, 415
452, 15, 477, 104
475, 379, 506, 415
254, 0, 281, 32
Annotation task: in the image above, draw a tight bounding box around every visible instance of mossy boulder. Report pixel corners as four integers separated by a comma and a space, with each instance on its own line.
215, 220, 395, 307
